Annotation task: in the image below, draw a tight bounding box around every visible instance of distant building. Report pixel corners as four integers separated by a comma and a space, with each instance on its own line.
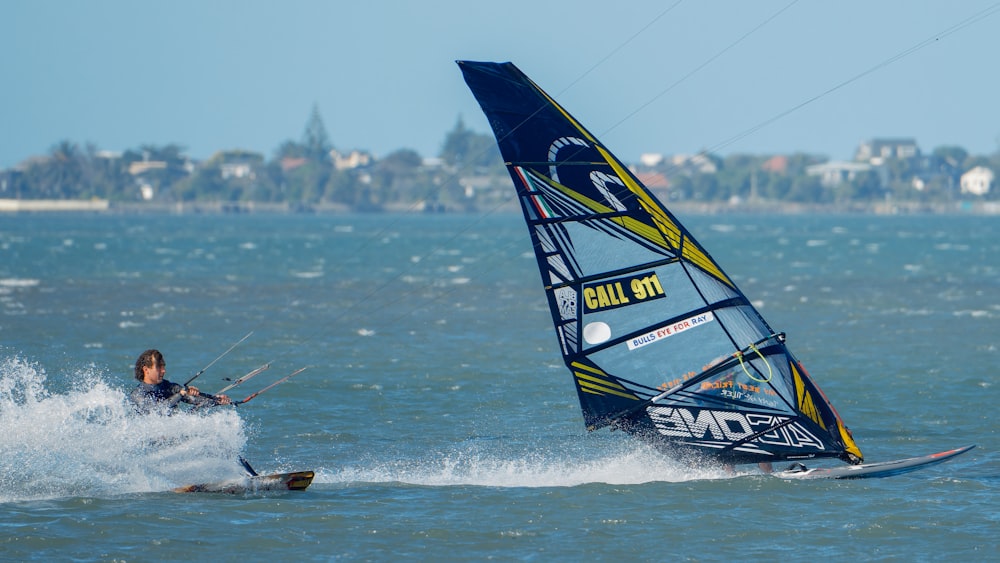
603, 152, 716, 177
670, 153, 717, 175
128, 161, 167, 175
761, 155, 788, 174
458, 174, 493, 198
212, 150, 263, 180
855, 138, 920, 164
806, 161, 872, 187
639, 153, 664, 167
331, 149, 372, 171
960, 166, 994, 196
220, 162, 255, 180
280, 157, 307, 172
634, 171, 669, 189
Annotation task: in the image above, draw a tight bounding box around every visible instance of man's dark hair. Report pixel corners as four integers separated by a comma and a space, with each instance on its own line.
134, 349, 164, 381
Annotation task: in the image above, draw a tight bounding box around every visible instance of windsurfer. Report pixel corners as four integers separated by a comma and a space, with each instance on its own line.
130, 349, 231, 414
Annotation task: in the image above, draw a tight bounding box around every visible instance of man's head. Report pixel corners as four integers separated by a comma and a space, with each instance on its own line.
134, 349, 165, 382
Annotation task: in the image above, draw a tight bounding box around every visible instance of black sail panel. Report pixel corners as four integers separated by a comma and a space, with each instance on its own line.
458, 60, 862, 466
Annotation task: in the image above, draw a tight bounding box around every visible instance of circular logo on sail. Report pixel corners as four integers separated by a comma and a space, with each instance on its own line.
583, 321, 612, 345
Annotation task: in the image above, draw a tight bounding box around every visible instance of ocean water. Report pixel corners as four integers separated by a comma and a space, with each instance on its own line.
0, 211, 996, 561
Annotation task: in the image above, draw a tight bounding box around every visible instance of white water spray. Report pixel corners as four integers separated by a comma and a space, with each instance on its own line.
325, 438, 737, 488
0, 355, 250, 502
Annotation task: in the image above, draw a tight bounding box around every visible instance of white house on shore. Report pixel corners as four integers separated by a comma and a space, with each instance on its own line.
855, 138, 920, 164
805, 161, 872, 187
960, 166, 994, 196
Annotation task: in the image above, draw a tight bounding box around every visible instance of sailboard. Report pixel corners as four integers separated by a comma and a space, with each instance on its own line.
174, 470, 314, 494
457, 60, 974, 476
774, 445, 975, 480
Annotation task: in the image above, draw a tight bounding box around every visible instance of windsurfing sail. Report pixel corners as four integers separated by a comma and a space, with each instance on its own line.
458, 60, 863, 466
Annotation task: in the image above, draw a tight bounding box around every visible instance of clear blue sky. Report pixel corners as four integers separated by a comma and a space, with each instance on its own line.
2, 0, 998, 170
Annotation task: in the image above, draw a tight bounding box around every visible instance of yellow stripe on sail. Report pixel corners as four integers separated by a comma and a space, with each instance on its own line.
791, 361, 824, 427
571, 361, 604, 376
838, 419, 864, 462
571, 362, 639, 400
577, 379, 640, 399
574, 370, 627, 391
791, 361, 864, 462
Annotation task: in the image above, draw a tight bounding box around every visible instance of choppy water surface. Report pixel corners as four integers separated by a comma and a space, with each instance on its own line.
0, 212, 996, 561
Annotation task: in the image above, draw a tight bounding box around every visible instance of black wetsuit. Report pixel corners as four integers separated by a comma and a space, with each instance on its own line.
130, 379, 221, 414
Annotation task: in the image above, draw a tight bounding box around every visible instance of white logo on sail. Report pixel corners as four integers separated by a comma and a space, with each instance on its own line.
626, 312, 715, 350
583, 321, 612, 345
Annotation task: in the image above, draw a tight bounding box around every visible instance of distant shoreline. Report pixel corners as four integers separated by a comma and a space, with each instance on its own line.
2, 198, 999, 216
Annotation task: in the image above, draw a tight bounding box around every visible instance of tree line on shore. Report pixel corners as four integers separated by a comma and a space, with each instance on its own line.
2, 105, 997, 212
